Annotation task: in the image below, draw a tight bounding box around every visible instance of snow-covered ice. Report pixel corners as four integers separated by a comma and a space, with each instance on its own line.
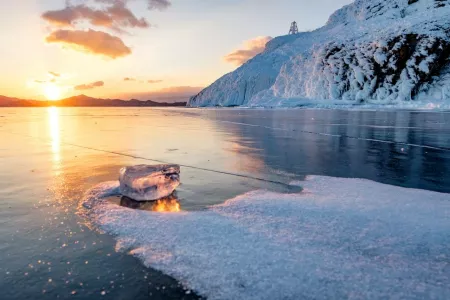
82, 176, 450, 300
119, 164, 180, 201
188, 0, 450, 108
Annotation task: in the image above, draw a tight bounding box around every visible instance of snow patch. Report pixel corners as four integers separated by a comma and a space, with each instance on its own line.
81, 176, 450, 300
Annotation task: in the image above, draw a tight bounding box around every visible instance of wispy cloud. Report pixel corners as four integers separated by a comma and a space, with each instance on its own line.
146, 0, 171, 10
46, 29, 132, 58
74, 80, 105, 90
123, 77, 163, 83
33, 72, 60, 84
42, 3, 149, 32
95, 0, 171, 10
34, 80, 47, 84
224, 36, 272, 66
49, 71, 61, 77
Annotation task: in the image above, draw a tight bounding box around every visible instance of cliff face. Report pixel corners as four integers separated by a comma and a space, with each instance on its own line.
188, 0, 450, 107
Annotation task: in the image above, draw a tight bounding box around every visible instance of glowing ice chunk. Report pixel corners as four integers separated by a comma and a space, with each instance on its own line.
119, 164, 180, 201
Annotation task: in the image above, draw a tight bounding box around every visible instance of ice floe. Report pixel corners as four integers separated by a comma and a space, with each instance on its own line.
81, 175, 450, 300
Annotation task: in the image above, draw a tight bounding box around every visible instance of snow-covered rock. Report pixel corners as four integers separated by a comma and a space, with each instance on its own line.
119, 164, 180, 201
188, 0, 450, 107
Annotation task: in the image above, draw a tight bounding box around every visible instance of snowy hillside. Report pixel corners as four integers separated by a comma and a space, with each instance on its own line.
188, 0, 450, 107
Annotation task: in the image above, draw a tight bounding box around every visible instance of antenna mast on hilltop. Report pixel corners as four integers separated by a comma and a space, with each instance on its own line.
289, 21, 299, 35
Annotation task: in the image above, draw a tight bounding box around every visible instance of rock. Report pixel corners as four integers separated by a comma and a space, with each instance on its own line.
119, 164, 181, 201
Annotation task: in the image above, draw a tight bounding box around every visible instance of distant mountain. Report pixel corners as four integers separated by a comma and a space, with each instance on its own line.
0, 94, 187, 107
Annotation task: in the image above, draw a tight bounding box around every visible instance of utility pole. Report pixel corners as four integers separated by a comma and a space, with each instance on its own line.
289, 21, 299, 35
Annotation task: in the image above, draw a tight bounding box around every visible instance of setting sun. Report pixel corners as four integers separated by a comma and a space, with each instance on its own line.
44, 84, 61, 101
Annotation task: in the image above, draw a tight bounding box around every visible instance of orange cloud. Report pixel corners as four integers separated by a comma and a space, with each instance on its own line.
108, 3, 149, 30
42, 3, 149, 32
46, 29, 132, 58
74, 81, 105, 91
41, 1, 172, 59
148, 79, 163, 84
124, 77, 136, 81
224, 36, 272, 66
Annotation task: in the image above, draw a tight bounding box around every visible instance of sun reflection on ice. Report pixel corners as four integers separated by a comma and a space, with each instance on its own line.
152, 199, 181, 212
120, 194, 181, 213
47, 107, 61, 165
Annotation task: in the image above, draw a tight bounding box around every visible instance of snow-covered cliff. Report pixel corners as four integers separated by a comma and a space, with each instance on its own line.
188, 0, 450, 107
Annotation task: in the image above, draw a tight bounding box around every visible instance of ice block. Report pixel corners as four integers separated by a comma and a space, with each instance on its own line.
119, 164, 180, 201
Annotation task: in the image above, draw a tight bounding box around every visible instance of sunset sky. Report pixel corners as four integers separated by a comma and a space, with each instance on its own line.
0, 0, 352, 101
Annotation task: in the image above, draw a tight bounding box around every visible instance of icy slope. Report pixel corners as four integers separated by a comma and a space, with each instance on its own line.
82, 176, 450, 300
188, 0, 450, 107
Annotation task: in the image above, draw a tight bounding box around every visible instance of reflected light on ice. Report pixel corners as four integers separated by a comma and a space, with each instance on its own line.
152, 199, 181, 213
120, 194, 181, 213
47, 107, 61, 164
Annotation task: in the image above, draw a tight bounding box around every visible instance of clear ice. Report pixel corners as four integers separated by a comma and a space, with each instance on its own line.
119, 164, 180, 201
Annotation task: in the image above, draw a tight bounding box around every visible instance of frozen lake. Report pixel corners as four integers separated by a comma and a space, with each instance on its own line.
0, 107, 449, 299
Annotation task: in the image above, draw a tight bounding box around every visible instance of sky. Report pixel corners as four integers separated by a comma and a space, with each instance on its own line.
0, 0, 353, 101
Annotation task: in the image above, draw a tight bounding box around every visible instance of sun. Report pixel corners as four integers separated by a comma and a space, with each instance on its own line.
44, 84, 62, 101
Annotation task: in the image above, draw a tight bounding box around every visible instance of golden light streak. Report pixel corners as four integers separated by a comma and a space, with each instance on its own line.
152, 199, 181, 212
47, 107, 61, 163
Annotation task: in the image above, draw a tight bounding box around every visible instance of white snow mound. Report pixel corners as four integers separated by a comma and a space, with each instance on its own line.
81, 176, 450, 300
188, 0, 450, 108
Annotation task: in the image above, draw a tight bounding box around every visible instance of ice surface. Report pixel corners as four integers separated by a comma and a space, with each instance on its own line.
119, 164, 180, 201
82, 176, 450, 300
188, 0, 450, 108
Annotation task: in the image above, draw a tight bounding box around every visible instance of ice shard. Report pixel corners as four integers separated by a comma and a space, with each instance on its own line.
119, 164, 180, 201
